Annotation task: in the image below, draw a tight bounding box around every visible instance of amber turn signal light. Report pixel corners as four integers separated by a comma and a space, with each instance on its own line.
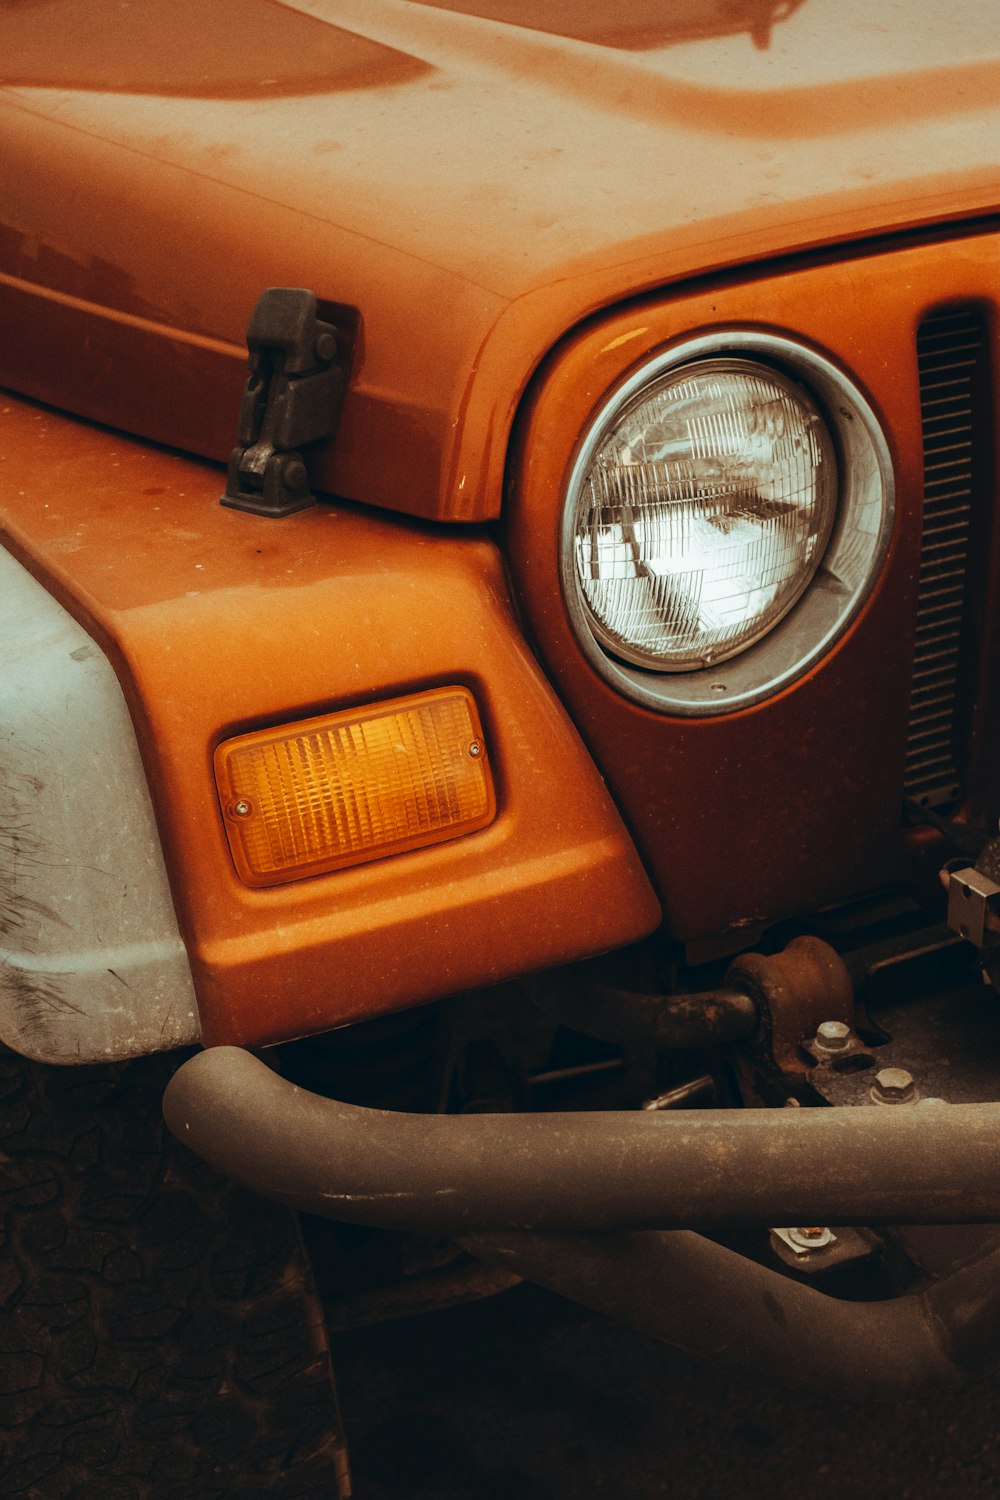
214, 687, 496, 887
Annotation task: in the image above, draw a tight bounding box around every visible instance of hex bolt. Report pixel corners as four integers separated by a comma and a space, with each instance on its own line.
814, 1020, 852, 1052
871, 1067, 917, 1105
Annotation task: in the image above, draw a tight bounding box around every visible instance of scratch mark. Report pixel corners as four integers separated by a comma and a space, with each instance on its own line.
1, 958, 86, 1043
1, 834, 73, 941
318, 1188, 459, 1203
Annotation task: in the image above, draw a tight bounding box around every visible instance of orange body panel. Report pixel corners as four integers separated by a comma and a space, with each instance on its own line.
1, 1, 998, 521
0, 393, 660, 1047
506, 230, 1000, 943
3, 0, 1000, 1032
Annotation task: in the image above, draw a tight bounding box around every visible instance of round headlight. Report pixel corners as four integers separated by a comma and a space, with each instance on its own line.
562, 334, 893, 715
573, 358, 836, 671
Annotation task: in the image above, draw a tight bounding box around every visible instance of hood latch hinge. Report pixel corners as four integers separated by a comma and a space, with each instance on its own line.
222, 287, 347, 518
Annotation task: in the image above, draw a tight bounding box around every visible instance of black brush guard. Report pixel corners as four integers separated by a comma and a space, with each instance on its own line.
164, 1046, 1000, 1398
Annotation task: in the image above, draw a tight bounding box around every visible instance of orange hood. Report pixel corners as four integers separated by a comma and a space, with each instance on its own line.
1, 0, 998, 520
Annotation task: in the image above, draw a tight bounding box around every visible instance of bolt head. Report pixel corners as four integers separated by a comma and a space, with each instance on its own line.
872, 1067, 916, 1103
283, 459, 308, 492
314, 331, 338, 363
781, 1225, 836, 1253
815, 1020, 851, 1050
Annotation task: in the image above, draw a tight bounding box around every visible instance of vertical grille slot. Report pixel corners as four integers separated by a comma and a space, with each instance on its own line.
905, 308, 987, 808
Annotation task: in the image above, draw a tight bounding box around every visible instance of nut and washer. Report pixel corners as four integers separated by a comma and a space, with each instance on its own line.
773, 1225, 837, 1254
871, 1067, 918, 1105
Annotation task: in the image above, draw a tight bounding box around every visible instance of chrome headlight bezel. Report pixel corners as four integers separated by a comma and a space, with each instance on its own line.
560, 331, 895, 717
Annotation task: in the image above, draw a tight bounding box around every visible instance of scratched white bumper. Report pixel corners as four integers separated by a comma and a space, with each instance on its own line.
0, 545, 199, 1063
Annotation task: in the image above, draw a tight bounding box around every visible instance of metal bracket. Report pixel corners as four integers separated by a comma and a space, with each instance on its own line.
222, 287, 347, 518
946, 865, 1000, 949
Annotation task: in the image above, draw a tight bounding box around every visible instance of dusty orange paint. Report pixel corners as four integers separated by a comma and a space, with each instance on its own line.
408, 0, 807, 51
506, 231, 1000, 942
2, 0, 999, 1032
0, 393, 660, 1047
0, 0, 431, 97
0, 1, 998, 521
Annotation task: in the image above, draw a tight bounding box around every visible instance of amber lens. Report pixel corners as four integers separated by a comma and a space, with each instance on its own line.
215, 688, 495, 886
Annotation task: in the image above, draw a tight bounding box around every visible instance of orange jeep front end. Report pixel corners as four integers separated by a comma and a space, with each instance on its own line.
2, 1, 1000, 1492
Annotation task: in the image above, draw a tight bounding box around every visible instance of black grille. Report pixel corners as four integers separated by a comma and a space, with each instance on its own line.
905, 308, 987, 808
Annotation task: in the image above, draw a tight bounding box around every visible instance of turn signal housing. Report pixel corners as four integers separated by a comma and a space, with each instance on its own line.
214, 687, 495, 887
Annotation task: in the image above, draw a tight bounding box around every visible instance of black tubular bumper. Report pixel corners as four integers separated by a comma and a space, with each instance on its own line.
163, 1046, 1000, 1232
164, 1047, 1000, 1397
459, 1228, 1000, 1399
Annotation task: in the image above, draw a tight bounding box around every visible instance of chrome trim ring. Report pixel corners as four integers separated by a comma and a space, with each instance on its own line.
560, 331, 895, 717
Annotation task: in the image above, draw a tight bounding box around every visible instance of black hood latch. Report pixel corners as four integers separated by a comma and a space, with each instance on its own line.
222, 287, 348, 518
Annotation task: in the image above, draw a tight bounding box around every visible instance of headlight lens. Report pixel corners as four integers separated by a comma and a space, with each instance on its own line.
573, 358, 837, 671
562, 334, 894, 716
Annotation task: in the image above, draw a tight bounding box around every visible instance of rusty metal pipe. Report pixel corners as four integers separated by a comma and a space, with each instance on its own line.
654, 988, 759, 1049
164, 1047, 1000, 1232
461, 1228, 1000, 1399
535, 978, 759, 1051
539, 937, 852, 1057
